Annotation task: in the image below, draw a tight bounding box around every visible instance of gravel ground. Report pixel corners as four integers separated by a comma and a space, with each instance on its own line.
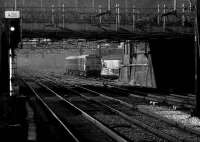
100, 100, 200, 142
95, 114, 164, 142
138, 105, 200, 139
60, 87, 162, 141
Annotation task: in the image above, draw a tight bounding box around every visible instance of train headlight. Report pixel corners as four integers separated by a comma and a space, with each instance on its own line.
10, 26, 15, 32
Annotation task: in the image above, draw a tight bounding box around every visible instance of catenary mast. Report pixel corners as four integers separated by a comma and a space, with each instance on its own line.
194, 0, 200, 117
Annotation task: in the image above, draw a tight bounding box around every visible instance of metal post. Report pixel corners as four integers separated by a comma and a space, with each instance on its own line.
182, 3, 185, 26
117, 4, 120, 28
98, 44, 102, 58
115, 3, 118, 31
145, 43, 149, 87
133, 44, 137, 85
147, 47, 157, 88
157, 4, 160, 25
127, 40, 131, 82
189, 1, 192, 12
163, 4, 166, 32
194, 0, 200, 117
8, 22, 14, 96
51, 5, 55, 25
9, 48, 13, 96
22, 0, 25, 7
115, 4, 120, 31
79, 41, 83, 55
75, 0, 78, 11
92, 0, 95, 11
108, 0, 111, 11
132, 5, 135, 32
41, 0, 43, 9
98, 5, 102, 24
174, 0, 177, 11
14, 0, 17, 10
20, 8, 23, 48
125, 0, 128, 17
1, 25, 10, 93
40, 0, 43, 21
62, 4, 65, 28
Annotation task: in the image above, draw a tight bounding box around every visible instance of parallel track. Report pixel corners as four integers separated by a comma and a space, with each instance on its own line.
42, 72, 196, 110
42, 78, 200, 142
19, 71, 200, 142
22, 78, 127, 142
19, 69, 195, 110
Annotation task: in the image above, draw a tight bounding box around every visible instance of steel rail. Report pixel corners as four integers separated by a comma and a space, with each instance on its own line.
37, 81, 129, 142
40, 76, 184, 142
41, 75, 200, 139
19, 71, 200, 138
22, 79, 80, 142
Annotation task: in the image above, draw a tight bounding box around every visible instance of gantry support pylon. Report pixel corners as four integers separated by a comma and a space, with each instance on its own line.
193, 0, 200, 117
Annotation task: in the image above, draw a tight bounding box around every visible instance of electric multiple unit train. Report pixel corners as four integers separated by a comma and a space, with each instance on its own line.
65, 54, 120, 79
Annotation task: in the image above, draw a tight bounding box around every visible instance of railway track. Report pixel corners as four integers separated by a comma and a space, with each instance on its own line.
21, 80, 80, 142
43, 78, 200, 142
21, 75, 167, 142
21, 78, 129, 142
73, 77, 195, 110
40, 71, 196, 110
19, 69, 195, 111
39, 71, 196, 107
19, 71, 200, 142
106, 85, 196, 109
39, 81, 165, 142
88, 84, 195, 110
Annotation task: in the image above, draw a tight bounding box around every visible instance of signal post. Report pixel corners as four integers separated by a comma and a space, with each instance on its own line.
4, 10, 21, 96
0, 10, 28, 142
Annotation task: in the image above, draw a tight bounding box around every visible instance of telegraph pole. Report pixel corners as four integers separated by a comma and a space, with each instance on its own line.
92, 0, 95, 10
108, 0, 111, 11
41, 0, 43, 9
14, 0, 17, 10
22, 0, 25, 7
75, 0, 78, 11
194, 0, 200, 117
173, 0, 177, 11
